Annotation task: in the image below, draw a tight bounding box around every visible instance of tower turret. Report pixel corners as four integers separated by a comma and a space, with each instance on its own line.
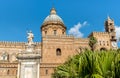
105, 16, 117, 49
105, 16, 115, 33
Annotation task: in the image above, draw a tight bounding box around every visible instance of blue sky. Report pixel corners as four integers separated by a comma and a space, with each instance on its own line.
0, 0, 120, 45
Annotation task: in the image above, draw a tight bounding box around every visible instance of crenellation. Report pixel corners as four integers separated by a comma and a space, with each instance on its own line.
0, 41, 42, 49
75, 38, 89, 41
93, 32, 109, 35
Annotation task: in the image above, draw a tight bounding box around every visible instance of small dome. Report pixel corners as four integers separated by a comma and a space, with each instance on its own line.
43, 8, 64, 24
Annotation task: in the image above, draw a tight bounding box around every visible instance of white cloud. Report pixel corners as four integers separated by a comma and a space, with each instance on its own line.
83, 21, 88, 26
68, 21, 88, 38
115, 26, 120, 41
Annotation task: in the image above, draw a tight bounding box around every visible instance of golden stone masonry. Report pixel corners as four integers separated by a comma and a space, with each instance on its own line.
0, 8, 118, 78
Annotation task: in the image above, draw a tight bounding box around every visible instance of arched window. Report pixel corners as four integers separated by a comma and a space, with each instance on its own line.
45, 69, 48, 75
99, 41, 101, 46
110, 23, 113, 25
54, 30, 57, 35
1, 52, 8, 61
45, 31, 47, 35
7, 70, 9, 75
107, 41, 109, 46
62, 31, 64, 35
103, 41, 105, 46
56, 48, 61, 56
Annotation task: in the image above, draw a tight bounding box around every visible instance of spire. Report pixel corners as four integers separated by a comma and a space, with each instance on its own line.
107, 15, 110, 20
50, 8, 56, 15
107, 15, 112, 21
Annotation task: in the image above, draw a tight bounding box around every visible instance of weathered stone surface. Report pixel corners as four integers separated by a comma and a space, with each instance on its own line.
0, 8, 118, 78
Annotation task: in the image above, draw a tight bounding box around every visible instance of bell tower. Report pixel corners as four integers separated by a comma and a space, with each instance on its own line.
105, 16, 116, 40
105, 16, 115, 32
105, 16, 117, 49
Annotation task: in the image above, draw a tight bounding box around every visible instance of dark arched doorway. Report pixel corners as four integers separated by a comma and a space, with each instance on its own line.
100, 47, 107, 51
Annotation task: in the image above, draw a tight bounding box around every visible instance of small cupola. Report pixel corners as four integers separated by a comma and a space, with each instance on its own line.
50, 8, 56, 15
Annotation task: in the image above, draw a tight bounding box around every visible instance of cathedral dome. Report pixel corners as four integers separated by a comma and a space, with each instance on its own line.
43, 8, 64, 25
41, 8, 66, 36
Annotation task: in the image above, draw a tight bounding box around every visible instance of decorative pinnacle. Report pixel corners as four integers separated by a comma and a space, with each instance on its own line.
107, 15, 112, 21
50, 8, 56, 15
107, 16, 110, 19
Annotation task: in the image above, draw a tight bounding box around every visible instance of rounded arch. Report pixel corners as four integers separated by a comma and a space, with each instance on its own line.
1, 52, 9, 61
56, 48, 61, 56
100, 47, 107, 51
7, 70, 9, 75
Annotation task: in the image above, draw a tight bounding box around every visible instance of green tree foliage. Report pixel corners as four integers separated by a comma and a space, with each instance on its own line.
52, 50, 120, 78
89, 36, 97, 51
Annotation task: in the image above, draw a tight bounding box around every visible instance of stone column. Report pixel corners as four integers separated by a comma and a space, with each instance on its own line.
37, 63, 40, 78
17, 63, 20, 78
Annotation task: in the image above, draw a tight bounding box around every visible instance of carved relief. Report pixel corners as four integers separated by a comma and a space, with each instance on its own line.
0, 52, 9, 61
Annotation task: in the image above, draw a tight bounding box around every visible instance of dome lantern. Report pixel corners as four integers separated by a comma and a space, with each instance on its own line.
50, 8, 56, 15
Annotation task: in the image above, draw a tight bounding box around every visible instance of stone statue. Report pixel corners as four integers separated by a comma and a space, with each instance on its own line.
26, 30, 35, 52
27, 30, 34, 44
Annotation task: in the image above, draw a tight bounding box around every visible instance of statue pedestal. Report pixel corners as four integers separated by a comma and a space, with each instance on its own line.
17, 52, 41, 78
17, 31, 41, 78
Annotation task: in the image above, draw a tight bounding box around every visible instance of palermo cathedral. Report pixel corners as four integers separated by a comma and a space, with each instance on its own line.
0, 8, 118, 78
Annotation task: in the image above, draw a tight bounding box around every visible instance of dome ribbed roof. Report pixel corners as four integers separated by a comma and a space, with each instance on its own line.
43, 8, 64, 24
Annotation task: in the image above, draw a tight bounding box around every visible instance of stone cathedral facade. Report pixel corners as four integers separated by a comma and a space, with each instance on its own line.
0, 8, 118, 78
